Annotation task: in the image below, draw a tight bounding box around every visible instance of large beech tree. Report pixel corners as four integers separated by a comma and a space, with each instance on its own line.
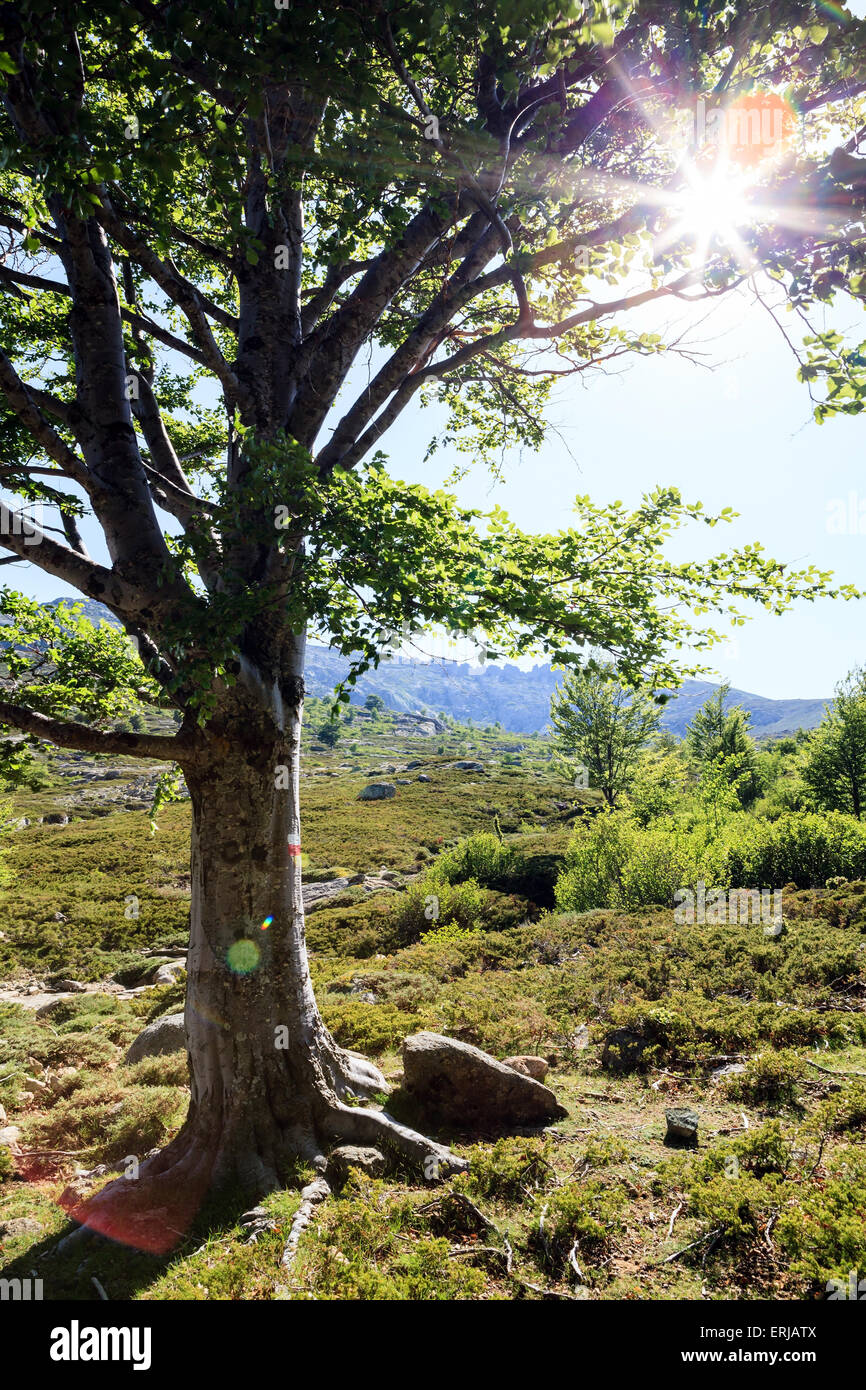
0, 0, 864, 1251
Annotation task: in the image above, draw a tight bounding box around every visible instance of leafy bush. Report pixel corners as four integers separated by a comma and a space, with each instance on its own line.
431, 833, 519, 890
0, 1145, 15, 1182
25, 1078, 187, 1166
462, 1136, 552, 1201
721, 811, 866, 889
723, 1050, 804, 1111
777, 1149, 866, 1288
530, 1180, 627, 1269
555, 808, 866, 912
555, 812, 715, 913
387, 873, 486, 944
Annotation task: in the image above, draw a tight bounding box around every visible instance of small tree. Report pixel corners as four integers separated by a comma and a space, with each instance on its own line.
803, 668, 866, 819
629, 739, 688, 826
550, 666, 662, 808
364, 694, 386, 713
686, 682, 762, 807
316, 721, 341, 748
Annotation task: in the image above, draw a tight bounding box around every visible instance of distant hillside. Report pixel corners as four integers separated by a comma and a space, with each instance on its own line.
43, 600, 832, 737
305, 645, 831, 739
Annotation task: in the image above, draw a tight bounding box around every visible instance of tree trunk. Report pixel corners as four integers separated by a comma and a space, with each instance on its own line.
72, 650, 463, 1253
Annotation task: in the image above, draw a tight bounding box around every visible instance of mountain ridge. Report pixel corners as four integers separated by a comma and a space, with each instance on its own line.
44, 599, 831, 738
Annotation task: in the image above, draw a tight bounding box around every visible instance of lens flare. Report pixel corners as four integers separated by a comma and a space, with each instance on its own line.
260, 915, 273, 931
226, 938, 261, 974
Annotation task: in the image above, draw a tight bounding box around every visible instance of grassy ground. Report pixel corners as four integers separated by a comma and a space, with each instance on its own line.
1, 714, 865, 1300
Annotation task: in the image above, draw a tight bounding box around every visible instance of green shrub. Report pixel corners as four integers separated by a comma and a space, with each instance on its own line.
555, 808, 866, 913
721, 812, 866, 889
776, 1148, 866, 1288
320, 997, 426, 1054
25, 1079, 187, 1166
555, 812, 713, 913
462, 1137, 552, 1201
530, 1180, 627, 1269
387, 874, 486, 944
723, 1050, 804, 1110
0, 1145, 15, 1182
811, 1083, 866, 1137
432, 834, 519, 890
123, 1054, 190, 1087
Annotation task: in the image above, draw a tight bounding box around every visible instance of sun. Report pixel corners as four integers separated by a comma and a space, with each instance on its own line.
667, 160, 756, 268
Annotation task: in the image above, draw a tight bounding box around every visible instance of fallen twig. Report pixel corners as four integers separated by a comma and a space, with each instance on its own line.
667, 1201, 684, 1239
657, 1227, 724, 1266
807, 1060, 866, 1079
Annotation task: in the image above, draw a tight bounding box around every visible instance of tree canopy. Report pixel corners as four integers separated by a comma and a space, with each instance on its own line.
0, 0, 864, 761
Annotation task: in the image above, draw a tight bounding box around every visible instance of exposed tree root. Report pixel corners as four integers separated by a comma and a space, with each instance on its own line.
328, 1101, 469, 1180
277, 1175, 331, 1288
56, 1082, 466, 1262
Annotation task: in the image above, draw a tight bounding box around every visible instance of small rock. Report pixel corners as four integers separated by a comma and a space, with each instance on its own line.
0, 1125, 22, 1145
325, 1145, 387, 1186
711, 1062, 746, 1084
665, 1106, 699, 1145
0, 1216, 43, 1239
417, 774, 432, 783
358, 783, 396, 801
503, 1055, 549, 1082
0, 1103, 5, 1126
49, 1067, 78, 1093
41, 812, 69, 825
453, 761, 484, 772
240, 1206, 269, 1223
48, 978, 87, 993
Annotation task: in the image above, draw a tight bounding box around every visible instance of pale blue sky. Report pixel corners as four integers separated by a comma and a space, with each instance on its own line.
380, 279, 866, 701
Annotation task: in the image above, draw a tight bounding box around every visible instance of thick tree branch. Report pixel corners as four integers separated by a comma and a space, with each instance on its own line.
0, 700, 197, 762
0, 501, 158, 621
0, 347, 93, 491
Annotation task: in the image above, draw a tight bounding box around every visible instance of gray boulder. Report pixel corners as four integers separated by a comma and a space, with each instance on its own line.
125, 1012, 187, 1064
358, 783, 396, 801
0, 1217, 42, 1238
402, 1031, 566, 1128
151, 960, 186, 986
711, 1062, 746, 1084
